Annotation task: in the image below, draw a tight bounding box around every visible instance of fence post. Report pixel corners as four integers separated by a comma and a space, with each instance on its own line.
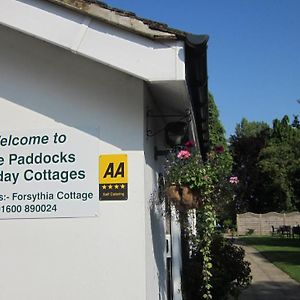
283, 213, 286, 226
236, 214, 240, 236
259, 214, 262, 236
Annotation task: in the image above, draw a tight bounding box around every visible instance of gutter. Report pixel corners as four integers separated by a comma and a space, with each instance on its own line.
45, 0, 210, 158
184, 34, 210, 161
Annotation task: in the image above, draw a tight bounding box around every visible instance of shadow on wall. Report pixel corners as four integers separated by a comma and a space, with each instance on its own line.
0, 24, 143, 151
150, 201, 167, 298
143, 110, 169, 298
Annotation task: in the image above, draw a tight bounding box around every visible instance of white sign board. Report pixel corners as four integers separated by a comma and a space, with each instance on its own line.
0, 128, 98, 219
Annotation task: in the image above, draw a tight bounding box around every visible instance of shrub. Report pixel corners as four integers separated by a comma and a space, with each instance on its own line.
246, 228, 255, 235
223, 219, 233, 230
182, 233, 252, 300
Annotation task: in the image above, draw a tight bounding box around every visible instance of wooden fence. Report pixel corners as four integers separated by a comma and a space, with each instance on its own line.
237, 212, 300, 235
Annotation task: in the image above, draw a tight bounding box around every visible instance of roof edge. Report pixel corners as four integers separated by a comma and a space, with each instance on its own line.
185, 35, 210, 160
45, 0, 210, 155
46, 0, 186, 40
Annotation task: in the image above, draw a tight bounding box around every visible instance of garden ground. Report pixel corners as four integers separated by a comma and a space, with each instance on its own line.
236, 237, 300, 300
240, 236, 300, 282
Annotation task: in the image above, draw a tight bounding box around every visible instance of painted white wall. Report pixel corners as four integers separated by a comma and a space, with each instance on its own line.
0, 24, 151, 300
171, 211, 183, 300
143, 85, 167, 300
143, 85, 183, 300
0, 0, 185, 82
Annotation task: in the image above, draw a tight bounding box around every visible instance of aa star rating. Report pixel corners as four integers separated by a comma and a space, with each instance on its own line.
102, 184, 125, 190
99, 154, 128, 200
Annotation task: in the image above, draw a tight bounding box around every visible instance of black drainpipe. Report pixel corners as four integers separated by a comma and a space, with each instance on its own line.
184, 34, 210, 161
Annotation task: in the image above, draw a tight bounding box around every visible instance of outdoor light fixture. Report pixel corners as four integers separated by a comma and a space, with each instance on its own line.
146, 109, 191, 138
154, 121, 189, 160
164, 121, 188, 147
146, 109, 191, 160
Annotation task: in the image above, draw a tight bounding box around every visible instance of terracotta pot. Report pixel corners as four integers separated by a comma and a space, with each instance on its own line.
166, 185, 202, 210
165, 185, 181, 203
181, 187, 195, 208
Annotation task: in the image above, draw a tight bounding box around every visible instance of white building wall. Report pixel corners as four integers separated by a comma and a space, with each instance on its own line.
143, 86, 183, 300
0, 25, 150, 300
171, 213, 183, 300
143, 85, 168, 300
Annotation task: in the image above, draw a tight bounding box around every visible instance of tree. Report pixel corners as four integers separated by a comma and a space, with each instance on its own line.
258, 115, 300, 211
229, 118, 270, 212
208, 94, 233, 221
230, 115, 300, 213
208, 93, 228, 148
289, 116, 300, 209
292, 115, 300, 129
233, 118, 270, 139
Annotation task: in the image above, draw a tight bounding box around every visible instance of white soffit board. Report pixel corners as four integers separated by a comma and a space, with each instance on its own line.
0, 0, 185, 82
149, 80, 190, 113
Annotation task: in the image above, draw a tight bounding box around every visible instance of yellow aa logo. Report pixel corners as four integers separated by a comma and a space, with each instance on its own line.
99, 154, 128, 184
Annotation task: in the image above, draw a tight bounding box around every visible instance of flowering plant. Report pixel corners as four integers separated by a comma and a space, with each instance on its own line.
164, 142, 223, 196
163, 140, 238, 299
164, 141, 238, 210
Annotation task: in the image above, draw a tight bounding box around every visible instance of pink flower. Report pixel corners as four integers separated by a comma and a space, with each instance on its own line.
229, 176, 239, 184
177, 150, 191, 159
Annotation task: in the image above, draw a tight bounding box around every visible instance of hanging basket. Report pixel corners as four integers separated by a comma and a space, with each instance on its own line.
165, 185, 181, 202
165, 185, 202, 210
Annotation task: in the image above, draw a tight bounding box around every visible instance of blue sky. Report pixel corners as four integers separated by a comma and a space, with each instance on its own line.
104, 0, 300, 137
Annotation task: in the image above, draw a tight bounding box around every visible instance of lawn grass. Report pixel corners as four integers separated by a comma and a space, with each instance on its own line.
239, 236, 300, 283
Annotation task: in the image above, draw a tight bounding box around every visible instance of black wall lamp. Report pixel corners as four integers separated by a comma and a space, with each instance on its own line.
164, 121, 188, 147
154, 121, 189, 160
146, 109, 191, 160
146, 109, 191, 138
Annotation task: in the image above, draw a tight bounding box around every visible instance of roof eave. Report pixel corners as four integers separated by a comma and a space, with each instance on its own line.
46, 1, 210, 158
185, 34, 210, 160
46, 0, 184, 40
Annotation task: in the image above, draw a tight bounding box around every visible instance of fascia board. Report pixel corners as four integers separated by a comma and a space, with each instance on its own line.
0, 0, 185, 82
47, 0, 178, 40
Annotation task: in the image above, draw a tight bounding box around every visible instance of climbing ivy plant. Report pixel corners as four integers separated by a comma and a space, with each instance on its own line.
163, 93, 240, 299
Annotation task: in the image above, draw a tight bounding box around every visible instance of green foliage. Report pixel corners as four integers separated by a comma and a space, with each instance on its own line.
208, 93, 227, 146
164, 146, 234, 210
223, 219, 233, 230
230, 120, 270, 212
230, 115, 300, 213
168, 93, 241, 299
292, 115, 300, 129
164, 149, 217, 193
164, 143, 229, 299
258, 116, 300, 211
208, 94, 232, 179
208, 93, 234, 222
233, 118, 270, 139
246, 228, 255, 235
182, 233, 252, 300
197, 201, 216, 299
